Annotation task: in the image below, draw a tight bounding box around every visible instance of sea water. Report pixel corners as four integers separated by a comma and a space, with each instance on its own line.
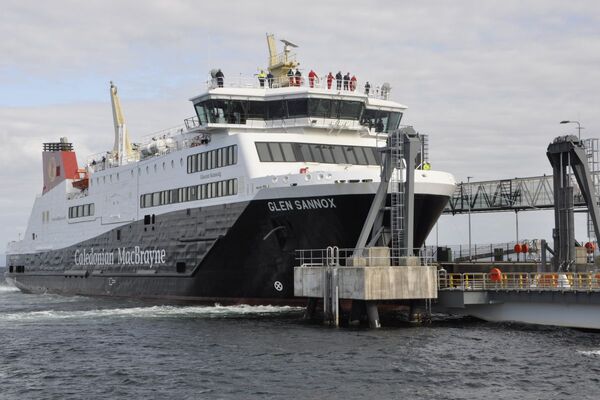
1, 279, 600, 399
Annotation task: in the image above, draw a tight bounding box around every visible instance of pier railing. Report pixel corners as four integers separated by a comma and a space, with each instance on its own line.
296, 247, 434, 267
438, 271, 600, 292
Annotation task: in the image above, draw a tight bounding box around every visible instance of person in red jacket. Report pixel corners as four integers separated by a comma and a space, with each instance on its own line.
350, 75, 357, 91
327, 72, 334, 89
308, 69, 318, 88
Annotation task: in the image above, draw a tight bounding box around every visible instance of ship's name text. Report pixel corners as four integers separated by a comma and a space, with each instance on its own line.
268, 197, 336, 212
74, 247, 167, 267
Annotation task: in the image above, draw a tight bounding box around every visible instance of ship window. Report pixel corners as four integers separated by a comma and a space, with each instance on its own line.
117, 229, 121, 241
248, 101, 266, 119
268, 143, 284, 162
256, 143, 271, 161
355, 147, 368, 165
309, 144, 325, 163
364, 147, 377, 165
308, 98, 331, 118
320, 145, 335, 164
280, 143, 295, 161
329, 100, 340, 119
331, 145, 347, 164
188, 186, 197, 201
345, 147, 358, 164
287, 99, 308, 118
195, 103, 208, 125
360, 109, 403, 132
298, 143, 313, 161
139, 178, 238, 207
267, 100, 286, 120
339, 101, 363, 120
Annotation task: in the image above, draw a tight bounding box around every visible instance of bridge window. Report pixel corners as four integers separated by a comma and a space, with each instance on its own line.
286, 99, 308, 118
195, 98, 368, 123
360, 109, 403, 132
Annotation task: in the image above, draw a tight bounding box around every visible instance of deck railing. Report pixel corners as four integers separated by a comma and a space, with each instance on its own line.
296, 247, 434, 267
207, 74, 392, 100
438, 271, 600, 292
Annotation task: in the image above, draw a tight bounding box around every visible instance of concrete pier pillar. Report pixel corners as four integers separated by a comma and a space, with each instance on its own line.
366, 302, 381, 329
304, 298, 318, 320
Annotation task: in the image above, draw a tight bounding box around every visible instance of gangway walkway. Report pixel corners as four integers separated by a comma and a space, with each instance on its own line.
445, 138, 600, 215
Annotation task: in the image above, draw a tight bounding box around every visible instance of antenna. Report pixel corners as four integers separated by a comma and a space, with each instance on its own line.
280, 39, 298, 48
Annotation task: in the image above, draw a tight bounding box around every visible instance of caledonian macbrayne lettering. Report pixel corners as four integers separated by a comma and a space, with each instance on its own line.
267, 197, 336, 212
74, 247, 167, 267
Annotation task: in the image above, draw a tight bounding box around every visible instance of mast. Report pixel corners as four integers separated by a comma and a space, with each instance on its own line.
265, 33, 299, 84
110, 81, 135, 165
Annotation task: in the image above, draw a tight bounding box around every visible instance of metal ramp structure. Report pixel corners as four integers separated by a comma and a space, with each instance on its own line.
294, 128, 438, 328
444, 138, 600, 216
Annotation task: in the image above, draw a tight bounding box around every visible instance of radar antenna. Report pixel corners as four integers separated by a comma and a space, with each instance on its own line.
266, 33, 300, 86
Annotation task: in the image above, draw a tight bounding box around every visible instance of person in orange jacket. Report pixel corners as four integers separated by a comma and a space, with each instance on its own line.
327, 72, 334, 89
308, 69, 318, 88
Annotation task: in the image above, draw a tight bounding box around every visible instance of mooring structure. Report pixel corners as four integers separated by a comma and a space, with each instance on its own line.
294, 127, 438, 328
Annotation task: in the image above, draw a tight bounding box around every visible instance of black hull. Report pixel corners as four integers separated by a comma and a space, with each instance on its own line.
6, 193, 448, 302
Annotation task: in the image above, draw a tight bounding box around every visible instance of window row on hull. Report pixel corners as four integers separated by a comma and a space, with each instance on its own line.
255, 142, 382, 165
187, 145, 237, 174
140, 179, 238, 208
195, 98, 402, 132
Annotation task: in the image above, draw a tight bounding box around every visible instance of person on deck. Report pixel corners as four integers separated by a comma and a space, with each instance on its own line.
215, 69, 224, 88
308, 69, 318, 88
267, 71, 274, 88
287, 68, 295, 86
343, 72, 350, 90
335, 71, 342, 90
350, 75, 357, 91
364, 81, 371, 95
257, 70, 266, 88
295, 69, 302, 86
327, 72, 334, 89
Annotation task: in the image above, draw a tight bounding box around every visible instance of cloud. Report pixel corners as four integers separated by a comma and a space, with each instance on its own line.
2, 0, 600, 249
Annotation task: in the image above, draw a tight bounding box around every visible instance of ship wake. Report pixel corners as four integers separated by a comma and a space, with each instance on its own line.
0, 304, 303, 322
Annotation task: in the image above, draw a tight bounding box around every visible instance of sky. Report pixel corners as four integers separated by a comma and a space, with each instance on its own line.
1, 0, 600, 257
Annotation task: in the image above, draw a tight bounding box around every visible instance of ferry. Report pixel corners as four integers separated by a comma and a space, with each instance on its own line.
5, 35, 456, 302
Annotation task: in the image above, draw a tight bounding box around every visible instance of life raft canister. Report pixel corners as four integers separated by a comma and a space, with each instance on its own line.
514, 243, 522, 254
489, 267, 502, 282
